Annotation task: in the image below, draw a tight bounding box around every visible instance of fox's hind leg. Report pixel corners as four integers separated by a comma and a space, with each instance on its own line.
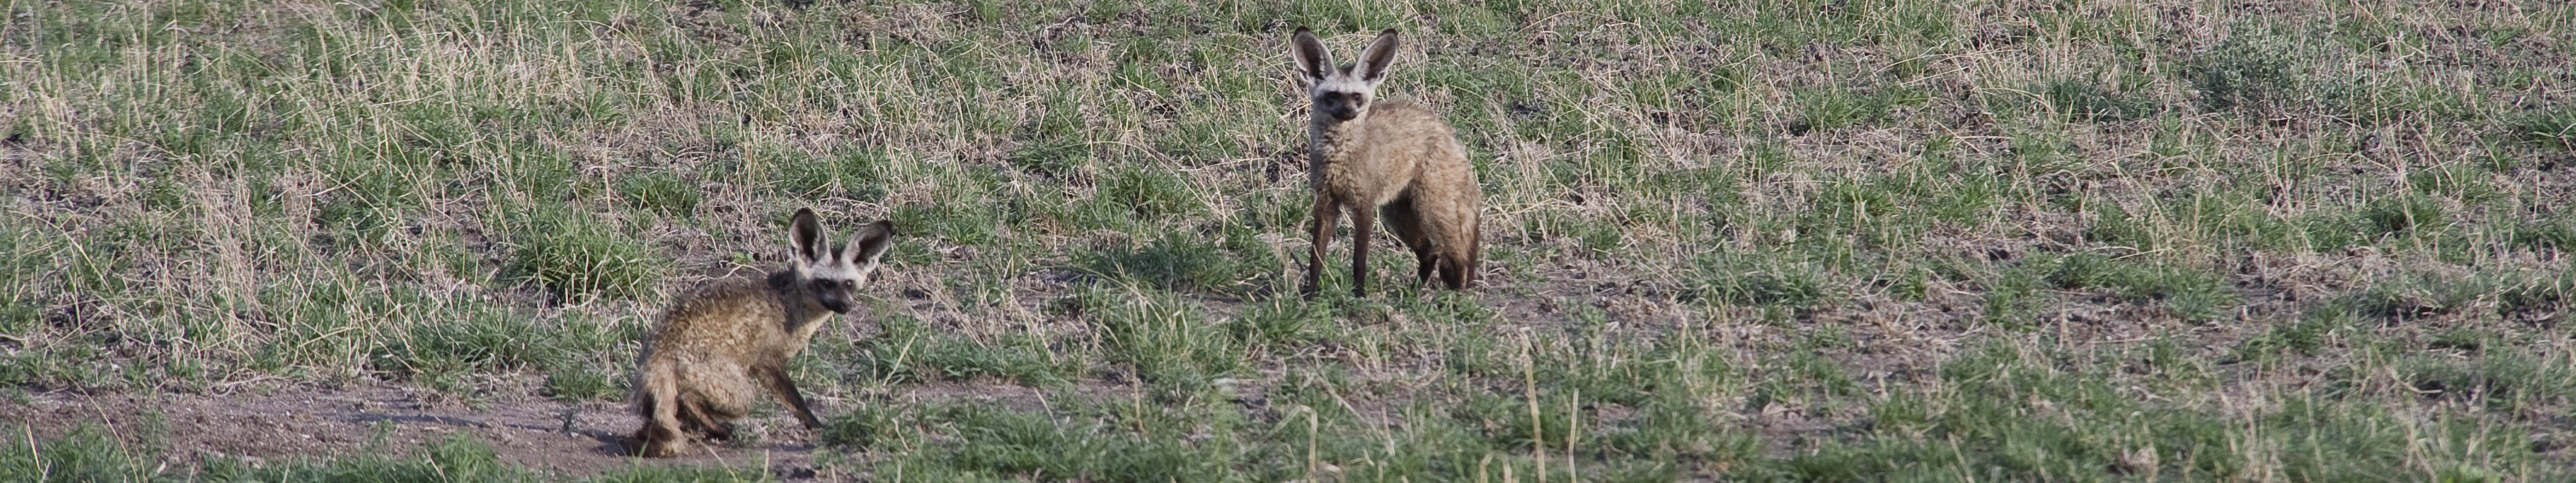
677, 393, 735, 441
633, 362, 689, 457
1379, 194, 1436, 288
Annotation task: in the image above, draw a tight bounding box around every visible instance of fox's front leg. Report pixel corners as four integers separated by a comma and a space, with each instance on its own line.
1303, 195, 1342, 298
755, 361, 823, 430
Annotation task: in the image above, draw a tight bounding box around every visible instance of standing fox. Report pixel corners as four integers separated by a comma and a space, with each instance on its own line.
1290, 27, 1482, 297
631, 208, 894, 458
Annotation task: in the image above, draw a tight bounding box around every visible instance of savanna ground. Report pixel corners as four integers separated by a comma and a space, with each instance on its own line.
2, 0, 2574, 481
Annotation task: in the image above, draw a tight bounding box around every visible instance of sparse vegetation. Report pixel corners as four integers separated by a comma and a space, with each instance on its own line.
4, 0, 2573, 480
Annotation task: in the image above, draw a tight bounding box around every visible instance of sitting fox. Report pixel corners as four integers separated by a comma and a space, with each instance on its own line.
630, 208, 894, 458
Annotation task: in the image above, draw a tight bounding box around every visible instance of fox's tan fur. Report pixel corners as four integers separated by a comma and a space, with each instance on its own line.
631, 208, 894, 458
1292, 27, 1481, 297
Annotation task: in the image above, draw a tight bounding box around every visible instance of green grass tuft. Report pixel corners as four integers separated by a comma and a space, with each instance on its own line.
618, 170, 703, 217
504, 209, 666, 298
2509, 107, 2576, 151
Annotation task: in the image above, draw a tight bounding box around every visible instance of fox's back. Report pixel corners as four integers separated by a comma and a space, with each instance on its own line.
1366, 99, 1476, 217
640, 278, 787, 363
1359, 99, 1466, 168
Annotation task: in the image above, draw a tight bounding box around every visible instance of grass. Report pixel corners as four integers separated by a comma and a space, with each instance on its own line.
5, 0, 2575, 480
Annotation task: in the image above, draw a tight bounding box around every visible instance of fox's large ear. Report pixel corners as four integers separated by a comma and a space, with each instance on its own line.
1354, 28, 1399, 83
789, 208, 826, 269
1290, 27, 1334, 82
843, 220, 895, 268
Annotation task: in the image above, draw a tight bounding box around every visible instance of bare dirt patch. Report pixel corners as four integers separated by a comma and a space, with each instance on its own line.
2, 383, 832, 479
